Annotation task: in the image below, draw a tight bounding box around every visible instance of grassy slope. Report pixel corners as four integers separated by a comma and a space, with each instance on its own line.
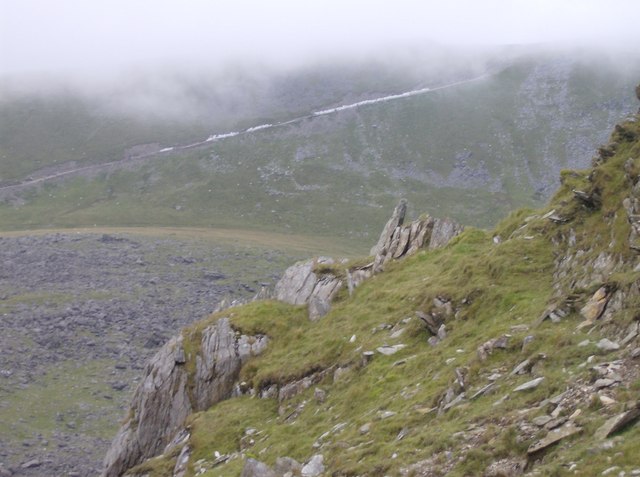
1, 53, 638, 244
128, 113, 640, 476
0, 49, 481, 184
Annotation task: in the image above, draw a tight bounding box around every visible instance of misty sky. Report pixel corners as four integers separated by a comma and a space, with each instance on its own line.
2, 0, 640, 76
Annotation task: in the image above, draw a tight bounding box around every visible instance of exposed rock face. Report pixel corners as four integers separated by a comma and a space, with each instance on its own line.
102, 335, 191, 477
301, 454, 325, 477
274, 257, 343, 320
527, 423, 582, 455
595, 401, 640, 439
195, 319, 268, 410
372, 204, 463, 272
274, 202, 463, 319
101, 318, 267, 477
370, 199, 408, 256
241, 458, 277, 477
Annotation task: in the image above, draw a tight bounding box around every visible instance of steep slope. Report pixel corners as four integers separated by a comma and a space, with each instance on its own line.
101, 90, 640, 476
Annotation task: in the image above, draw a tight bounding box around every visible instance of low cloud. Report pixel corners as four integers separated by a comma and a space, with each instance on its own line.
2, 0, 640, 78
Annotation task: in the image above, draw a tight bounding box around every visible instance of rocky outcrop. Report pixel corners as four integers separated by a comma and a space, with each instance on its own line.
102, 318, 267, 477
372, 205, 463, 272
241, 459, 277, 477
274, 202, 463, 319
274, 257, 343, 320
370, 199, 408, 256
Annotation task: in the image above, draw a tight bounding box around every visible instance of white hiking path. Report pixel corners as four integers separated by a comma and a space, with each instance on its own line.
0, 73, 490, 192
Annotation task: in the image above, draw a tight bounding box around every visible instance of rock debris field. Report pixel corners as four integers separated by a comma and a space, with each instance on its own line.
0, 232, 295, 477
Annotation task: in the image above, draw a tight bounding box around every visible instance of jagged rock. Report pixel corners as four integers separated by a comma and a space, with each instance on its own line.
172, 445, 190, 477
301, 454, 325, 477
163, 429, 190, 455
596, 338, 620, 352
578, 287, 610, 328
527, 423, 582, 455
275, 457, 302, 476
477, 335, 509, 361
241, 458, 277, 477
510, 359, 531, 376
372, 202, 463, 272
513, 377, 544, 392
370, 200, 407, 256
274, 258, 343, 320
377, 344, 406, 355
454, 367, 467, 390
275, 258, 341, 306
595, 401, 640, 439
102, 319, 267, 477
274, 259, 317, 304
276, 204, 460, 319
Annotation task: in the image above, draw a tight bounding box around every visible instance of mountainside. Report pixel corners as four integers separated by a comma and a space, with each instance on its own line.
1, 49, 639, 245
98, 89, 640, 476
